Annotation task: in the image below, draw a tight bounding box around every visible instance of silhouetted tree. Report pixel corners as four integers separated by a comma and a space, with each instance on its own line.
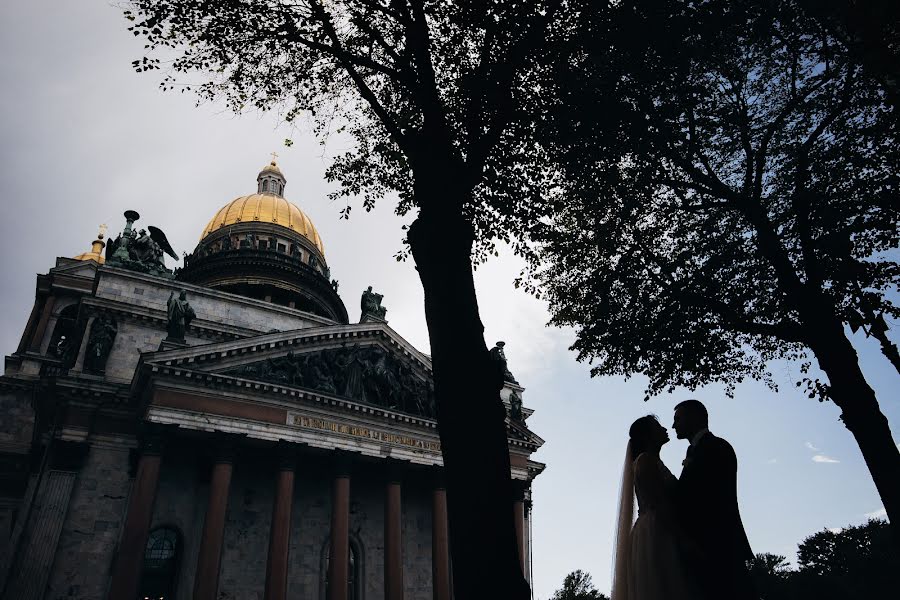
749, 520, 898, 599
551, 570, 609, 600
527, 0, 900, 543
796, 0, 900, 112
792, 519, 898, 598
748, 553, 793, 600
122, 1, 563, 598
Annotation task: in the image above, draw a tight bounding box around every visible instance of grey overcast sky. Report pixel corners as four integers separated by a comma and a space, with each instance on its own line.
1, 2, 897, 598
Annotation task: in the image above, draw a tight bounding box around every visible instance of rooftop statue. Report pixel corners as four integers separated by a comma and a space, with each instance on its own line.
490, 341, 519, 385
105, 210, 179, 277
166, 290, 196, 343
360, 286, 387, 321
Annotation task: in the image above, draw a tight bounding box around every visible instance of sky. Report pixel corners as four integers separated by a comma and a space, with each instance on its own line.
0, 2, 897, 598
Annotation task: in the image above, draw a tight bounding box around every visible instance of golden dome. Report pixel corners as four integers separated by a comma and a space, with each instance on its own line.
260, 161, 283, 175
74, 247, 105, 264
74, 226, 106, 264
200, 194, 325, 256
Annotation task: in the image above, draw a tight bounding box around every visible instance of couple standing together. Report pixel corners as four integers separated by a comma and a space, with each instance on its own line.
612, 400, 755, 600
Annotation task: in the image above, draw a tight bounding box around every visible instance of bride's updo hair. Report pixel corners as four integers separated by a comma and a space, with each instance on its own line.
629, 415, 660, 460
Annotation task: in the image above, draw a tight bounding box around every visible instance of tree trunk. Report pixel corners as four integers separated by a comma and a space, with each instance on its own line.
408, 181, 529, 600
805, 304, 900, 549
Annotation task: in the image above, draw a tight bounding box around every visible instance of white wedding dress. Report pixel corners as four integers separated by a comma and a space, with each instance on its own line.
626, 453, 698, 600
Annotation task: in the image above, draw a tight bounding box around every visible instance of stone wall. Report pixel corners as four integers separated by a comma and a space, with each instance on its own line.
287, 469, 332, 599
43, 441, 132, 600
79, 268, 335, 384
0, 388, 34, 451
217, 460, 275, 600
94, 269, 329, 335
93, 319, 204, 384
401, 483, 433, 600
149, 452, 207, 599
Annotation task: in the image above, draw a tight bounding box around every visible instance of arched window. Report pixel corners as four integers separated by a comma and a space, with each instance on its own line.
139, 526, 181, 600
48, 304, 78, 360
263, 180, 269, 192
322, 536, 362, 600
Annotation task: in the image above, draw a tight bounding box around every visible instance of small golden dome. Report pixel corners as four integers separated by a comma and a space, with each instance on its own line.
260, 161, 283, 175
74, 226, 107, 264
74, 248, 105, 264
199, 194, 325, 256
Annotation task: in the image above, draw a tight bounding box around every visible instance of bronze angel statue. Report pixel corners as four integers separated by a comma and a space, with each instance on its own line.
106, 224, 178, 271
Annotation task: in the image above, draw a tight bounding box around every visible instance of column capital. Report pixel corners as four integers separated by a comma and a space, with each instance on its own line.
212, 433, 245, 464
384, 458, 405, 484
430, 466, 446, 490
330, 449, 354, 477
139, 424, 173, 456
48, 440, 89, 472
273, 440, 299, 471
511, 479, 528, 502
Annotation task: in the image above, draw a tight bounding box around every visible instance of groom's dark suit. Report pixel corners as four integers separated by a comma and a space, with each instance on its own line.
678, 432, 754, 600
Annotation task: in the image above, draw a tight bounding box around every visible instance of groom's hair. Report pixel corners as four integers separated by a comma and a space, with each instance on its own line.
674, 399, 708, 425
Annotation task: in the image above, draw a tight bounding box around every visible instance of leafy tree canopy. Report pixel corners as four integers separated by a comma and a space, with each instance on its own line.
525, 0, 899, 398
125, 0, 560, 261
551, 570, 609, 600
751, 520, 899, 599
522, 0, 900, 541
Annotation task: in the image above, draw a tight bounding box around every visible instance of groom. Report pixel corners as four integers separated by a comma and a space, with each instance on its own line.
673, 399, 755, 600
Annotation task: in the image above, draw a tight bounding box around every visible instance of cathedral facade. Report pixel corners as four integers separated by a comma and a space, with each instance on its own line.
0, 161, 544, 600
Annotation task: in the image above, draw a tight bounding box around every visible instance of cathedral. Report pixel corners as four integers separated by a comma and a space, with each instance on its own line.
0, 160, 545, 600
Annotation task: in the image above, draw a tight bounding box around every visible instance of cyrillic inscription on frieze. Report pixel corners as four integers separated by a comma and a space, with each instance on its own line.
287, 412, 441, 452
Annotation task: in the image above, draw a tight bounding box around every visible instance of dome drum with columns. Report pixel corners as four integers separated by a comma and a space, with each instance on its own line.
175, 161, 348, 323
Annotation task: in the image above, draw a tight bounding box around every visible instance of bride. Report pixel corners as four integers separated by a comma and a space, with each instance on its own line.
611, 415, 700, 600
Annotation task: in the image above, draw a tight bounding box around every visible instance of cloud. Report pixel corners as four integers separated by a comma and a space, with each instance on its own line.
766, 458, 778, 464
806, 442, 839, 463
812, 454, 840, 464
828, 527, 843, 534
865, 507, 887, 519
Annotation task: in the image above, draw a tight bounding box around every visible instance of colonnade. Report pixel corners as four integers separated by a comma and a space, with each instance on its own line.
104, 437, 513, 600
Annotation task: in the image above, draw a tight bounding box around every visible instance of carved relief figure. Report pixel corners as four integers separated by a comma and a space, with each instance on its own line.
226, 345, 436, 418
336, 345, 367, 403
84, 315, 117, 374
166, 290, 196, 342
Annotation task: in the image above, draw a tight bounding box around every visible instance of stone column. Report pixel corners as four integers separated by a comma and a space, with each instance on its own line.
431, 478, 451, 600
4, 441, 88, 600
264, 449, 296, 600
193, 442, 236, 600
106, 436, 164, 600
524, 496, 533, 584
27, 295, 55, 353
513, 484, 526, 573
384, 465, 403, 600
327, 457, 351, 600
